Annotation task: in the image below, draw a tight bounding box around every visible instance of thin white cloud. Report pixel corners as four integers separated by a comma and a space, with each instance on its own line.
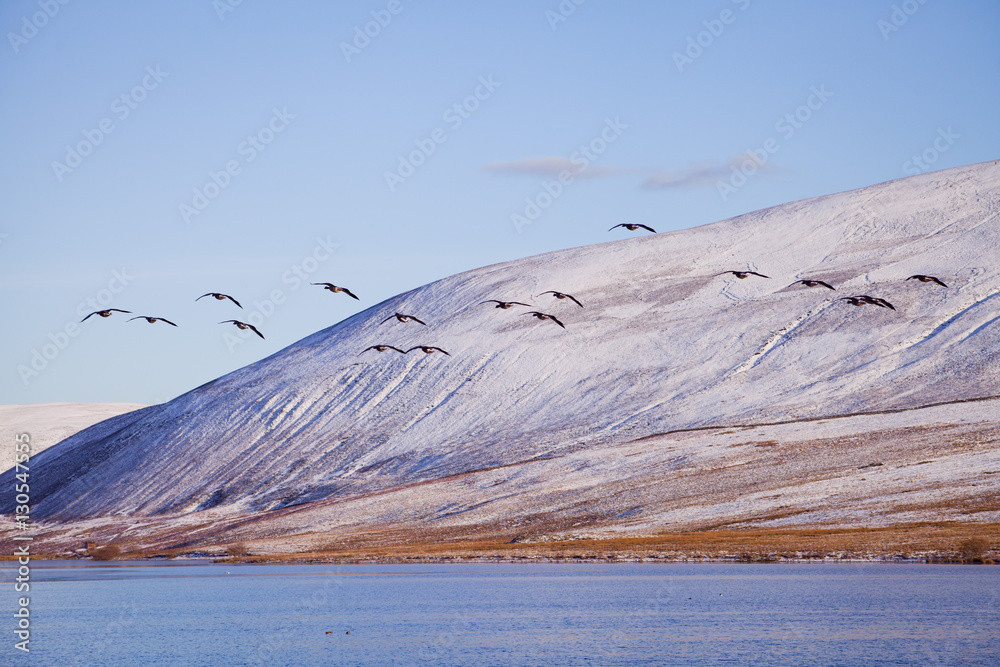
642, 152, 785, 190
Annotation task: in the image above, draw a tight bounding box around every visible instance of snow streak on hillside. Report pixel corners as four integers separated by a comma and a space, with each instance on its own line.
6, 161, 1000, 521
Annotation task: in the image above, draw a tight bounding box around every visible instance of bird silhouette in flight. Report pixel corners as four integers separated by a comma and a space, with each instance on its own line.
405, 345, 450, 356
480, 300, 532, 309
380, 313, 426, 325
220, 320, 265, 339
790, 279, 835, 290
81, 309, 131, 322
312, 283, 359, 300
609, 223, 656, 233
128, 316, 178, 327
538, 291, 583, 308
838, 295, 895, 310
525, 312, 566, 328
196, 293, 242, 308
715, 271, 770, 279
359, 344, 405, 355
906, 275, 947, 288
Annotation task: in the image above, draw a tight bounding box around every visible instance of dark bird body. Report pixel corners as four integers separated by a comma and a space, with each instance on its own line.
480, 300, 531, 309
539, 291, 583, 308
907, 274, 947, 287
715, 271, 770, 279
609, 223, 656, 233
220, 320, 265, 339
196, 293, 242, 308
380, 313, 426, 325
405, 345, 450, 356
790, 279, 835, 290
525, 311, 566, 328
81, 309, 131, 322
128, 316, 178, 326
312, 283, 359, 300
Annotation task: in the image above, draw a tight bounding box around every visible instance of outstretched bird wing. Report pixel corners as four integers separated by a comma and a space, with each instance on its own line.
158, 318, 179, 327
360, 345, 404, 355
247, 324, 265, 339
636, 224, 657, 233
343, 288, 359, 300
410, 315, 427, 325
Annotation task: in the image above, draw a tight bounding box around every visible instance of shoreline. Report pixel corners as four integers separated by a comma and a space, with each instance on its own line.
1, 554, 996, 565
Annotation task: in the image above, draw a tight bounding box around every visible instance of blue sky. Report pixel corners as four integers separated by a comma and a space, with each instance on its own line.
3, 0, 998, 405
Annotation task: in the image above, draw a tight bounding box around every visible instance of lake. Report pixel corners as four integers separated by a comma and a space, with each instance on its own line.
4, 562, 998, 666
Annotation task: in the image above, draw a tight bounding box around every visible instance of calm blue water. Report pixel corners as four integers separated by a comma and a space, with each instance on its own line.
2, 561, 997, 666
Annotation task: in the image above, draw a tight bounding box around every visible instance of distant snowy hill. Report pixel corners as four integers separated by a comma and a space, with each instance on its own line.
0, 403, 145, 473
5, 161, 999, 524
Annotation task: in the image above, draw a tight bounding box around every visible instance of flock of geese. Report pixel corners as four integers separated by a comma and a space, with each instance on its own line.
78, 224, 951, 358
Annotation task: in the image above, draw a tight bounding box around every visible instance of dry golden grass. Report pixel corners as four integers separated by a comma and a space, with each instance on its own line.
236, 522, 1000, 563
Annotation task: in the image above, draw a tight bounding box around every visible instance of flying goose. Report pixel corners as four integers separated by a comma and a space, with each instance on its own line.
196, 293, 242, 308
380, 313, 426, 325
609, 223, 656, 233
525, 311, 566, 328
220, 320, 265, 339
312, 283, 359, 300
80, 309, 131, 322
405, 345, 450, 356
715, 271, 770, 279
906, 275, 947, 288
838, 295, 895, 310
128, 316, 178, 327
359, 344, 405, 355
480, 300, 532, 309
790, 279, 835, 291
538, 291, 583, 308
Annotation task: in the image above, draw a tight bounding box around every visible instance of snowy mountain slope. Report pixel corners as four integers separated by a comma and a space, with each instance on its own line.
5, 161, 999, 522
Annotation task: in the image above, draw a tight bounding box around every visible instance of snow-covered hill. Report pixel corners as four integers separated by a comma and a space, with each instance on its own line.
5, 161, 999, 526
